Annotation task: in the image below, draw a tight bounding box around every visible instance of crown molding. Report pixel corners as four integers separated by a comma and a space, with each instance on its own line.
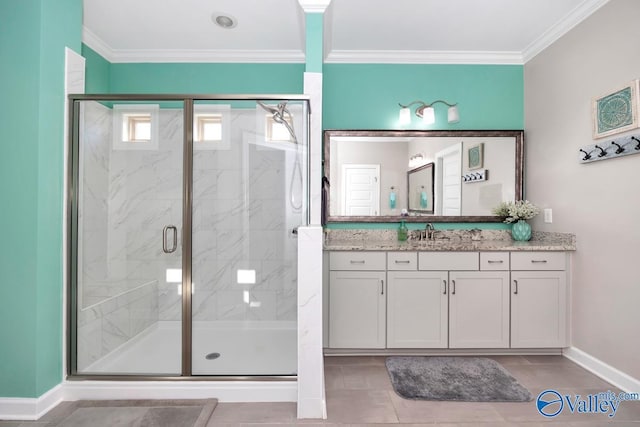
324, 50, 524, 65
82, 27, 305, 63
522, 0, 611, 63
106, 49, 305, 63
297, 0, 332, 13
82, 27, 116, 62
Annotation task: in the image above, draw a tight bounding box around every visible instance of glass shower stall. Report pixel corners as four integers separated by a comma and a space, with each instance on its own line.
67, 95, 310, 378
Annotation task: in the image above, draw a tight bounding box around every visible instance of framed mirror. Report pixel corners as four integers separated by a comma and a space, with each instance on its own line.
323, 130, 523, 223
407, 163, 434, 213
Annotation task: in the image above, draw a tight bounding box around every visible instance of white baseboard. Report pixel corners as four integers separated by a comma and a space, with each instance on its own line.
0, 381, 296, 421
563, 347, 640, 393
0, 384, 64, 421
63, 380, 297, 402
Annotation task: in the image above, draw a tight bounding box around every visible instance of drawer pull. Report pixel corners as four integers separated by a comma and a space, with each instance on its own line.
513, 279, 519, 295
381, 279, 384, 295
349, 260, 366, 264
531, 260, 548, 264
443, 280, 447, 295
451, 280, 456, 295
394, 260, 411, 264
487, 260, 504, 264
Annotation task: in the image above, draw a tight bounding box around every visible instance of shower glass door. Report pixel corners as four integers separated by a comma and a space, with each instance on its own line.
71, 98, 184, 375
70, 96, 309, 378
190, 99, 308, 375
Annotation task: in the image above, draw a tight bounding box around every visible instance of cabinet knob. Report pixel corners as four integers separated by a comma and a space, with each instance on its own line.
513, 279, 519, 295
451, 280, 456, 295
443, 280, 447, 295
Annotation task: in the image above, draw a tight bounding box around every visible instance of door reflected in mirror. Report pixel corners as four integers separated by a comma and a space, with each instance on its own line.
324, 130, 523, 223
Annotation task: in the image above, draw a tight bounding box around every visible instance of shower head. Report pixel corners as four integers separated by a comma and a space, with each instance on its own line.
257, 100, 297, 144
256, 100, 281, 116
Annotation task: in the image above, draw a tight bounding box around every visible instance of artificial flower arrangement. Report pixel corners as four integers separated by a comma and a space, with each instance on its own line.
492, 200, 540, 223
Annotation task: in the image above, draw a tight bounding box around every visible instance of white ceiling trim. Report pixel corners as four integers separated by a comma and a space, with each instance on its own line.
106, 49, 305, 64
83, 27, 305, 63
83, 27, 116, 62
522, 0, 611, 63
324, 50, 524, 65
297, 0, 332, 13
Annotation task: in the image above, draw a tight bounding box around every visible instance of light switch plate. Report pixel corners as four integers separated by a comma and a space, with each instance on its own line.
544, 208, 553, 223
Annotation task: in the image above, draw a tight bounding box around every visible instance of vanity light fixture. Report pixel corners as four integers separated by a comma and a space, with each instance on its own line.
408, 153, 425, 168
398, 100, 460, 125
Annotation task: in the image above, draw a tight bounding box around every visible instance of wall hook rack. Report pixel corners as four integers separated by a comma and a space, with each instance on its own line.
579, 132, 640, 164
579, 149, 592, 161
462, 169, 487, 183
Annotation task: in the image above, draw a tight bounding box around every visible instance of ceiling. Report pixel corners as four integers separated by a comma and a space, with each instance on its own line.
82, 0, 609, 64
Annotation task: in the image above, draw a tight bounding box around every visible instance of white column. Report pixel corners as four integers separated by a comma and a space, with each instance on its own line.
297, 72, 326, 419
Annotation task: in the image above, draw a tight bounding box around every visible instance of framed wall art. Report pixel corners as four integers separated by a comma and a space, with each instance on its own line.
592, 80, 639, 139
467, 143, 484, 170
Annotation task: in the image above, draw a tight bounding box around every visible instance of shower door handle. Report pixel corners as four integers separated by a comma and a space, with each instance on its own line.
163, 225, 178, 254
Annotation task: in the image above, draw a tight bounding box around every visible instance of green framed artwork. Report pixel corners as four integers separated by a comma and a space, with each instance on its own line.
592, 80, 639, 139
467, 143, 484, 170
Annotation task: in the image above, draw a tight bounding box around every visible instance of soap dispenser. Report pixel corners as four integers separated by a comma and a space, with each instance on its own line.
397, 220, 408, 241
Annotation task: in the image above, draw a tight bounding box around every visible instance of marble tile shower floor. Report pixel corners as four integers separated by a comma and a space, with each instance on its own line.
3, 355, 639, 426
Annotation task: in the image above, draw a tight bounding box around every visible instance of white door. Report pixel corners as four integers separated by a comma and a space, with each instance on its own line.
435, 144, 462, 215
341, 164, 380, 216
511, 271, 567, 348
387, 271, 448, 348
329, 271, 386, 348
449, 271, 510, 348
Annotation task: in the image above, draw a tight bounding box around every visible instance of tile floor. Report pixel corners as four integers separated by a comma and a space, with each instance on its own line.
2, 355, 639, 426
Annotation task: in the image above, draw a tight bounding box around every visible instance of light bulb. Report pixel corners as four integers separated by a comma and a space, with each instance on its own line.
399, 107, 411, 125
422, 107, 435, 125
448, 105, 460, 123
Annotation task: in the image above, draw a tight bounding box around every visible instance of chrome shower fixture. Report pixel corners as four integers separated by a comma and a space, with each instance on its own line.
257, 101, 297, 144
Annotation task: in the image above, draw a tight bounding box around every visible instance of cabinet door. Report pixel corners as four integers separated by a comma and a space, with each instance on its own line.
449, 271, 510, 348
387, 271, 448, 348
511, 271, 567, 348
329, 271, 386, 348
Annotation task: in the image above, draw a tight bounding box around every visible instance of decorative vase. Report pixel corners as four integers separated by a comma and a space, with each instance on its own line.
511, 220, 532, 241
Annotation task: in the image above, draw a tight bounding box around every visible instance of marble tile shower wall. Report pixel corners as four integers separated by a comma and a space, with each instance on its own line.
76, 104, 299, 369
189, 110, 298, 323
77, 101, 168, 369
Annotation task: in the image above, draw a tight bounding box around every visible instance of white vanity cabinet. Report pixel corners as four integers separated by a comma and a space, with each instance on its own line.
387, 270, 448, 348
448, 271, 510, 348
328, 252, 386, 348
418, 252, 510, 349
510, 252, 567, 348
326, 249, 569, 351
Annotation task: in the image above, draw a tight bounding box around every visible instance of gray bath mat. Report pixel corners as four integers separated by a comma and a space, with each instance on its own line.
44, 399, 217, 427
386, 356, 533, 402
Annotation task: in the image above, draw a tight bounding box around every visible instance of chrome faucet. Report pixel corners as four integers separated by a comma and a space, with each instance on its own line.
425, 223, 435, 241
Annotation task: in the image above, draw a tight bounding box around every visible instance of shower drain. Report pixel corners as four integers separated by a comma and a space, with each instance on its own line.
205, 352, 221, 360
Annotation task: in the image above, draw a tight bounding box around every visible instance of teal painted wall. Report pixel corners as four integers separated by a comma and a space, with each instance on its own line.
0, 0, 82, 398
323, 64, 523, 130
82, 44, 110, 93
305, 13, 323, 73
0, 0, 41, 399
109, 63, 305, 94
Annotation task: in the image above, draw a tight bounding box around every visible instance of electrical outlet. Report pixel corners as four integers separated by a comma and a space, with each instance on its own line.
544, 208, 553, 223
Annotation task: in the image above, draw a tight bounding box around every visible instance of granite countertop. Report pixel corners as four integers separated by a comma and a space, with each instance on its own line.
324, 229, 576, 252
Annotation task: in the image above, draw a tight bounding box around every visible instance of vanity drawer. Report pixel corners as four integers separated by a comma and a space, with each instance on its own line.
511, 252, 566, 271
480, 252, 510, 270
329, 251, 386, 271
387, 252, 418, 270
418, 252, 479, 271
